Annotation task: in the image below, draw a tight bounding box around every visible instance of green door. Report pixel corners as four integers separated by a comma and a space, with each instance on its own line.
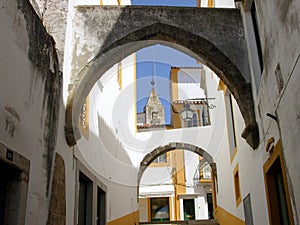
183, 199, 195, 220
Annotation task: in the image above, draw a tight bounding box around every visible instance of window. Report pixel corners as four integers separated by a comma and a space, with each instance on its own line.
153, 153, 167, 163
192, 112, 198, 127
201, 163, 211, 180
233, 164, 241, 206
202, 105, 211, 126
151, 111, 160, 124
243, 194, 254, 225
251, 1, 263, 72
225, 91, 238, 160
150, 197, 170, 222
181, 111, 198, 128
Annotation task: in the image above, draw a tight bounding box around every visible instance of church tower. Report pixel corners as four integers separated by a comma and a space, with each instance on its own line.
144, 87, 165, 125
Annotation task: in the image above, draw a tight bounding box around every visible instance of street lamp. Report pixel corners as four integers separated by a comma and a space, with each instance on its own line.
179, 102, 194, 120
175, 98, 215, 127
179, 102, 195, 127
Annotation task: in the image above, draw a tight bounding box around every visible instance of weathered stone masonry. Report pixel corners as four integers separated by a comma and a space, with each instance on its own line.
18, 0, 62, 194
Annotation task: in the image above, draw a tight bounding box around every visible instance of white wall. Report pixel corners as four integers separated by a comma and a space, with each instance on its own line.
0, 1, 70, 225
76, 54, 138, 222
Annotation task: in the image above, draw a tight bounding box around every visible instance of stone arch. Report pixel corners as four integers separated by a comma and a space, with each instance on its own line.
137, 142, 216, 200
65, 6, 259, 148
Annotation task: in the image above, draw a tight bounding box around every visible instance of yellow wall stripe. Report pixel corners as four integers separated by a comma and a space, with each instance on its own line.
208, 0, 214, 8
214, 206, 245, 225
107, 211, 139, 225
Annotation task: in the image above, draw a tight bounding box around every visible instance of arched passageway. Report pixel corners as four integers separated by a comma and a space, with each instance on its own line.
137, 142, 216, 198
65, 6, 258, 149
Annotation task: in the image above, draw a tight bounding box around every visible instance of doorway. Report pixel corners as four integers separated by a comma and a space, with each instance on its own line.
0, 144, 30, 225
0, 162, 21, 225
97, 187, 106, 225
264, 140, 294, 225
183, 199, 195, 220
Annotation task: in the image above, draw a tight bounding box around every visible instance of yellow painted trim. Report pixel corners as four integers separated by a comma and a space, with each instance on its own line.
171, 149, 186, 220
170, 68, 181, 127
214, 206, 245, 225
172, 195, 178, 221
233, 164, 241, 207
211, 168, 217, 209
107, 211, 139, 225
117, 62, 122, 90
265, 137, 275, 152
217, 80, 227, 93
263, 140, 295, 225
196, 109, 201, 126
169, 197, 173, 221
199, 179, 212, 183
175, 150, 186, 194
208, 0, 214, 8
230, 147, 238, 164
100, 0, 103, 5
170, 68, 179, 102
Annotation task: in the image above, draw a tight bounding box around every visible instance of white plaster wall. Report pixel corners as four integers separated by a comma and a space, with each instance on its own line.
75, 52, 138, 222
141, 167, 173, 185
0, 1, 69, 224
184, 151, 199, 194
212, 95, 244, 221
252, 0, 300, 220
214, 0, 235, 8
179, 195, 208, 220
177, 68, 206, 100
213, 92, 269, 225
195, 195, 209, 219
